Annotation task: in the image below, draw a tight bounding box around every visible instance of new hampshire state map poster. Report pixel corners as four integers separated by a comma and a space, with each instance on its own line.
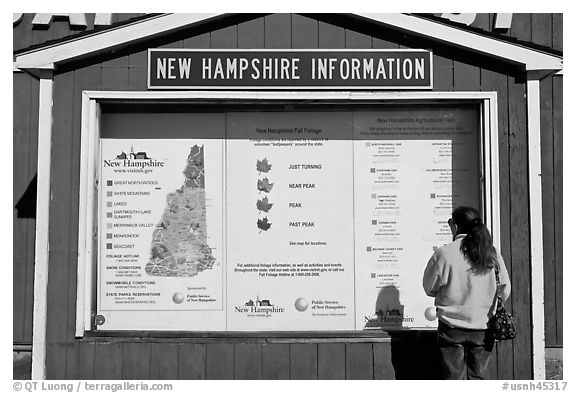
97, 139, 225, 330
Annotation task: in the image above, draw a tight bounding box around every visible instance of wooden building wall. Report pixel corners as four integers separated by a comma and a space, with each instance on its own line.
12, 13, 562, 379
13, 71, 39, 345
12, 12, 148, 349
534, 15, 563, 348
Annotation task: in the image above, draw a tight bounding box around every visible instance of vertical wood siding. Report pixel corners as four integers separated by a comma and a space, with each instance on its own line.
121, 342, 151, 379
37, 13, 561, 379
290, 344, 318, 379
552, 75, 563, 347
206, 343, 234, 379
262, 343, 289, 379
150, 343, 180, 380
94, 342, 123, 379
538, 14, 563, 348
508, 77, 532, 380
346, 343, 374, 379
178, 343, 206, 379
13, 71, 39, 345
480, 63, 514, 380
234, 344, 262, 380
318, 343, 345, 379
507, 13, 533, 377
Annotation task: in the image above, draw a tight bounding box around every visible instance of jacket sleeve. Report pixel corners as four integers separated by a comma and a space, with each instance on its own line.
423, 251, 445, 297
495, 253, 512, 302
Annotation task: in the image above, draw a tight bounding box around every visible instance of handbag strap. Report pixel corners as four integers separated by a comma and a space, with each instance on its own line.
494, 262, 503, 306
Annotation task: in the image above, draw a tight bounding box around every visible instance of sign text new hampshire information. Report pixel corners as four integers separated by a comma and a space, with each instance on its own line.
148, 49, 433, 89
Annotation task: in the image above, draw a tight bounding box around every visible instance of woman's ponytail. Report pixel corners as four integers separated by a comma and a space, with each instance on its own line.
452, 207, 497, 273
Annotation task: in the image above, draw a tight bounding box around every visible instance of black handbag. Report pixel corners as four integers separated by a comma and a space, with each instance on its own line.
488, 263, 518, 340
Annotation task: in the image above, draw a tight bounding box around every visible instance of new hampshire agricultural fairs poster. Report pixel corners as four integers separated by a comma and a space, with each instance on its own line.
96, 106, 479, 331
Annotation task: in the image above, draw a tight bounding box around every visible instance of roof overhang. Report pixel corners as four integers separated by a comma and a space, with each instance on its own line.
14, 13, 563, 79
14, 13, 221, 70
354, 13, 562, 79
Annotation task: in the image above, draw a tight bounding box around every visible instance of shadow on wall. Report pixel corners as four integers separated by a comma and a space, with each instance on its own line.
366, 285, 442, 379
15, 174, 37, 218
387, 329, 442, 379
364, 285, 405, 329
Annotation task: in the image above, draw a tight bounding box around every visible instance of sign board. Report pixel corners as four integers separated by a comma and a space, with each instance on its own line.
147, 49, 433, 90
97, 105, 480, 331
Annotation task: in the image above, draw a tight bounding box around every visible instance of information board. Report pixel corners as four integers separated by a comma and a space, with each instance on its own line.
96, 105, 480, 331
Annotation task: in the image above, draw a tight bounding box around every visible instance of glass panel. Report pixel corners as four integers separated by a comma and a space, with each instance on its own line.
96, 103, 481, 332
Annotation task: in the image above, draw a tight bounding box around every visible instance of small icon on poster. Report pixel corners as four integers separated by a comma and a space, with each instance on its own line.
424, 306, 437, 321
172, 292, 185, 304
295, 297, 308, 312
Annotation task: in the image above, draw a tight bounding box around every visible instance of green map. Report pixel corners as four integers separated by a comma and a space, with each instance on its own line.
145, 145, 215, 277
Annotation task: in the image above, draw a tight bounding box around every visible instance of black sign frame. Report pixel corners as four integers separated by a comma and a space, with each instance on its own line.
147, 49, 433, 90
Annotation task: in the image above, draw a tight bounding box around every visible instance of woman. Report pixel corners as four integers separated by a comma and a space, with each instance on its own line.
423, 206, 511, 380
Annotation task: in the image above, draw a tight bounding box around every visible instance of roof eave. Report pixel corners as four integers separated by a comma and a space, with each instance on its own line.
15, 13, 563, 78
354, 13, 563, 77
14, 13, 222, 71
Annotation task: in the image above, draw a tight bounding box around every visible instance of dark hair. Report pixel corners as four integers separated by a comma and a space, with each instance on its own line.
452, 206, 497, 273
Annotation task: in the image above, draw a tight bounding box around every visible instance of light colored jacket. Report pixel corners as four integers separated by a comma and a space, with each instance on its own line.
423, 234, 511, 329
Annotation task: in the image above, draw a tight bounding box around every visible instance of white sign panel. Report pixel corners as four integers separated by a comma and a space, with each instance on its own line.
352, 108, 479, 329
98, 139, 225, 330
226, 112, 355, 331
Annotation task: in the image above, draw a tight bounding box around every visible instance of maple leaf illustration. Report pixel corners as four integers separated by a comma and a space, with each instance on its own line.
256, 197, 274, 213
256, 158, 272, 174
257, 217, 272, 232
257, 178, 274, 193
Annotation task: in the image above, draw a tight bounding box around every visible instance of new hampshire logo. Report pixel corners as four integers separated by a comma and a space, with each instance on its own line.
103, 145, 165, 169
235, 295, 285, 317
116, 145, 151, 160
